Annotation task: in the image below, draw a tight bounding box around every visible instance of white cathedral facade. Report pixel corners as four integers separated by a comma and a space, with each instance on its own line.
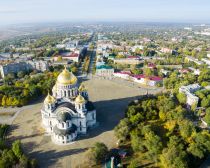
41, 67, 96, 145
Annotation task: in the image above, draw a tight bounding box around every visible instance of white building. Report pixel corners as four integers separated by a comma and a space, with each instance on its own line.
95, 65, 114, 78
179, 84, 201, 107
132, 75, 163, 86
185, 56, 203, 65
201, 58, 210, 66
41, 67, 96, 145
130, 45, 144, 52
113, 72, 131, 80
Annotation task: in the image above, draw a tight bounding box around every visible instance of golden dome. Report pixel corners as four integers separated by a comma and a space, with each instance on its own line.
44, 93, 56, 104
75, 94, 86, 104
57, 67, 77, 85
78, 84, 87, 92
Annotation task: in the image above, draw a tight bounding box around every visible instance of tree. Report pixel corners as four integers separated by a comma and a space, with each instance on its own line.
160, 146, 188, 168
12, 140, 23, 159
1, 149, 17, 166
144, 131, 163, 162
19, 155, 29, 167
187, 132, 210, 159
86, 142, 108, 165
57, 55, 62, 61
114, 118, 131, 141
178, 119, 195, 139
201, 97, 210, 108
176, 93, 186, 104
144, 68, 153, 76
204, 108, 210, 126
17, 71, 25, 78
130, 131, 144, 152
1, 95, 7, 107
128, 159, 139, 168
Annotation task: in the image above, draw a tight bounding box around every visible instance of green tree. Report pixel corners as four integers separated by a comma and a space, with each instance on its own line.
178, 120, 195, 139
201, 97, 210, 108
12, 140, 23, 159
86, 142, 108, 165
187, 132, 210, 159
160, 146, 188, 168
176, 93, 186, 104
1, 95, 7, 107
114, 118, 131, 141
144, 131, 163, 162
204, 108, 210, 126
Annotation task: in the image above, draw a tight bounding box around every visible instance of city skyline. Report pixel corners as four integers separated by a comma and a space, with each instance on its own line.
0, 0, 210, 26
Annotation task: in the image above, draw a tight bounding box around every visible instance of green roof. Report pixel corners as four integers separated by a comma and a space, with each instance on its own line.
96, 65, 113, 70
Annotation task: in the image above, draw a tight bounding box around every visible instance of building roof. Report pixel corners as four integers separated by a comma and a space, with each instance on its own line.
67, 53, 79, 58
132, 74, 145, 79
96, 65, 113, 70
148, 63, 156, 68
149, 76, 163, 81
114, 71, 131, 75
44, 93, 56, 104
78, 84, 87, 92
127, 56, 140, 59
75, 94, 86, 104
132, 74, 162, 81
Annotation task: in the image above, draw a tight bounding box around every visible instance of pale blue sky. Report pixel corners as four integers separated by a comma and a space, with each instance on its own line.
0, 0, 210, 25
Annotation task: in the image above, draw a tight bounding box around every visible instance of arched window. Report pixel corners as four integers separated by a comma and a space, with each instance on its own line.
62, 123, 64, 128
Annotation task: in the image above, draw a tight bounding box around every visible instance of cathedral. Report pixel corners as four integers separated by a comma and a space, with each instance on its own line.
41, 67, 96, 145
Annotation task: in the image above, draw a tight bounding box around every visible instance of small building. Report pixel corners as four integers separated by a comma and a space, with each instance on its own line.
160, 69, 171, 76
113, 71, 131, 80
147, 63, 156, 69
185, 56, 203, 65
27, 60, 49, 72
179, 84, 202, 107
132, 75, 163, 86
130, 45, 144, 52
201, 58, 210, 66
188, 67, 201, 75
53, 53, 79, 62
114, 56, 141, 65
160, 47, 172, 54
95, 65, 114, 78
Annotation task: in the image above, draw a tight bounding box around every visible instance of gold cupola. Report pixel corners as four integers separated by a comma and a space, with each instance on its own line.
57, 66, 77, 85
44, 93, 56, 104
78, 83, 87, 92
75, 94, 86, 104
